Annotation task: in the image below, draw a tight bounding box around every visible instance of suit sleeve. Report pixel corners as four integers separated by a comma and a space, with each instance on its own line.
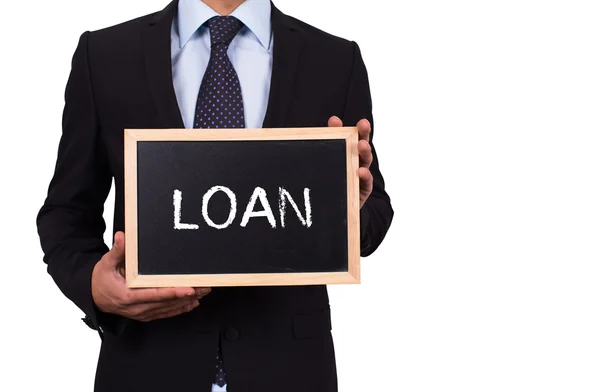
36, 32, 116, 333
342, 42, 394, 256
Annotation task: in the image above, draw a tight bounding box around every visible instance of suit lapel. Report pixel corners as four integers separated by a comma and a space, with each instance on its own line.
142, 0, 185, 128
262, 4, 304, 128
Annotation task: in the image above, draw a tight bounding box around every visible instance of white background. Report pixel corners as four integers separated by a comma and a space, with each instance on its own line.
1, 0, 599, 391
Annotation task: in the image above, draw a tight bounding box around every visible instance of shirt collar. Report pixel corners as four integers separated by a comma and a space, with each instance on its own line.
177, 0, 272, 50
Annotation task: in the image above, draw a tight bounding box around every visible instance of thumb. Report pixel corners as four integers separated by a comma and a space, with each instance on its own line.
327, 115, 343, 127
107, 231, 126, 265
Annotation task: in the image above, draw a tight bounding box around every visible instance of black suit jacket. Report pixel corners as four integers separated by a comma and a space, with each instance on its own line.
37, 2, 393, 391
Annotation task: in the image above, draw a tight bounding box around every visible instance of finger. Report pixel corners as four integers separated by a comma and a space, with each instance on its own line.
358, 167, 373, 194
127, 296, 196, 314
107, 231, 126, 266
139, 301, 199, 323
132, 298, 198, 321
328, 116, 343, 127
193, 287, 212, 298
125, 286, 196, 305
357, 119, 371, 142
358, 139, 373, 169
124, 298, 193, 318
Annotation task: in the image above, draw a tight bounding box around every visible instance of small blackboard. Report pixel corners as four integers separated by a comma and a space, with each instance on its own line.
124, 127, 359, 287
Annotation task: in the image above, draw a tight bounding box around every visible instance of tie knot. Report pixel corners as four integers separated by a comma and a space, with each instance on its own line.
207, 16, 244, 48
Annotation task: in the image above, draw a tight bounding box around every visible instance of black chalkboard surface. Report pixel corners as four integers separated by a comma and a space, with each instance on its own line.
125, 128, 359, 287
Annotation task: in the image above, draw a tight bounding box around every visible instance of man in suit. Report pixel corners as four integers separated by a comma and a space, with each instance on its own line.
37, 0, 393, 391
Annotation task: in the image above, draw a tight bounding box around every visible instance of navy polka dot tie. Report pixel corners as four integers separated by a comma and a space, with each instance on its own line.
196, 16, 245, 388
215, 346, 226, 387
194, 16, 245, 130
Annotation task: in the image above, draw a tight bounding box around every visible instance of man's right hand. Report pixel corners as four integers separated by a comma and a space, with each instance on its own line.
91, 231, 210, 322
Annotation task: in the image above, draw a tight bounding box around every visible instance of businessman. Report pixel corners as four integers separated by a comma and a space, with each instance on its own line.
37, 0, 393, 391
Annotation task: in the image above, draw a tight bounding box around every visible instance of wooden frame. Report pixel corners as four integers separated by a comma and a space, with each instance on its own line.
124, 127, 360, 287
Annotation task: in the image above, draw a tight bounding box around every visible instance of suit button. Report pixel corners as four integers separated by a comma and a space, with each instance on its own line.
224, 327, 240, 342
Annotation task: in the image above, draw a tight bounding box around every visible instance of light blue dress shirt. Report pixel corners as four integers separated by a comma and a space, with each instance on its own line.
170, 2, 273, 390
171, 0, 273, 129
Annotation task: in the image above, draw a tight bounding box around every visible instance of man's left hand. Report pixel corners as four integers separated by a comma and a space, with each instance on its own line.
328, 116, 373, 209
